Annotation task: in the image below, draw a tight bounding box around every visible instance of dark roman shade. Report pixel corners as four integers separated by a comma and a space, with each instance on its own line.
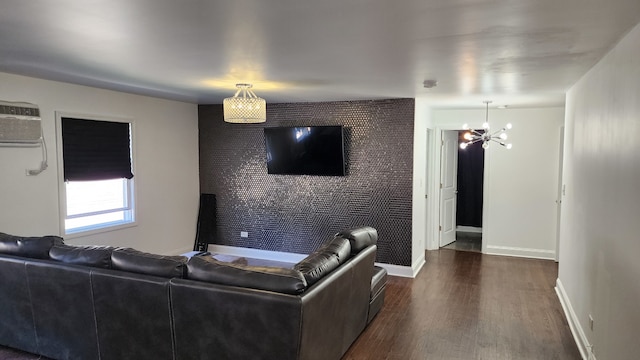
62, 117, 133, 181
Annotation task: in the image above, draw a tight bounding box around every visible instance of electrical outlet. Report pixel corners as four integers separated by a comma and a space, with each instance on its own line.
240, 231, 248, 238
589, 314, 594, 331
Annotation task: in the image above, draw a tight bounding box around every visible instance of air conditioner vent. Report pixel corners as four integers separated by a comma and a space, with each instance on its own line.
0, 101, 42, 144
0, 101, 41, 119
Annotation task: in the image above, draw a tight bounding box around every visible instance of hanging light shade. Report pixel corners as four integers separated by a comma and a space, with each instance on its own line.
223, 83, 266, 123
460, 101, 512, 150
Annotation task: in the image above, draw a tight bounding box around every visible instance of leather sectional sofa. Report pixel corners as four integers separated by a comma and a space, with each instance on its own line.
0, 226, 386, 360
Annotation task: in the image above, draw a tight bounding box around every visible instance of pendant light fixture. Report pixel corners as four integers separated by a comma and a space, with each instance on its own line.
460, 101, 512, 150
223, 83, 266, 123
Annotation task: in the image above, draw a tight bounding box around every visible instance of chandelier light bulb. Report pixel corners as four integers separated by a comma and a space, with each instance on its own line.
458, 101, 513, 151
506, 143, 513, 149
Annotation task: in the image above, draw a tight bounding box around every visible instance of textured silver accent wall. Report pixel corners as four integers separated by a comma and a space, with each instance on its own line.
198, 98, 414, 266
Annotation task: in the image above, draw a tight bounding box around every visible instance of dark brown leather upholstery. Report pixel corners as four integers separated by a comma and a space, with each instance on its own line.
111, 248, 188, 278
172, 245, 376, 360
0, 256, 38, 354
294, 236, 351, 285
0, 227, 379, 360
49, 244, 119, 268
171, 279, 303, 360
322, 236, 352, 264
337, 226, 378, 254
368, 266, 387, 323
26, 261, 100, 360
91, 269, 174, 360
371, 265, 387, 298
299, 245, 376, 359
187, 255, 307, 294
0, 233, 63, 259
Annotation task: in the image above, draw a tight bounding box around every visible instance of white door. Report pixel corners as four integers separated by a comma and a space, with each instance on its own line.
439, 130, 458, 247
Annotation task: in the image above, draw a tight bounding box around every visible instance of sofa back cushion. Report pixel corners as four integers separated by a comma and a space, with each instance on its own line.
0, 232, 64, 259
322, 236, 351, 264
111, 248, 188, 278
187, 256, 307, 294
336, 226, 378, 255
50, 244, 119, 268
293, 237, 351, 286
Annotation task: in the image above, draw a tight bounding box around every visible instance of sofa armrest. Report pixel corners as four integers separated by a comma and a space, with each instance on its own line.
298, 245, 376, 360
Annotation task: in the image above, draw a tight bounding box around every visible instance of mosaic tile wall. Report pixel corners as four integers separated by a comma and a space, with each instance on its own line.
198, 98, 414, 266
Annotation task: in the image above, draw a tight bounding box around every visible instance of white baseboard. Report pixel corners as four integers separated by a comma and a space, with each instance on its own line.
485, 245, 555, 260
413, 256, 426, 277
456, 226, 482, 233
556, 278, 595, 360
207, 244, 307, 264
375, 263, 413, 278
165, 245, 194, 256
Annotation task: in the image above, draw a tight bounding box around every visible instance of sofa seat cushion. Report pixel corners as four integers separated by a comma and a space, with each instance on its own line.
337, 227, 378, 255
368, 266, 387, 324
111, 248, 188, 278
294, 237, 351, 286
370, 266, 387, 299
0, 232, 64, 259
50, 244, 119, 268
187, 256, 307, 294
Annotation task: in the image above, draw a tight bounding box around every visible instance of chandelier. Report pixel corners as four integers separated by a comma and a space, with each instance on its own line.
460, 101, 512, 150
223, 83, 266, 123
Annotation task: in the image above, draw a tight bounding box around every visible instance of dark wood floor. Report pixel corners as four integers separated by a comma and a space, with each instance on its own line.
343, 249, 581, 360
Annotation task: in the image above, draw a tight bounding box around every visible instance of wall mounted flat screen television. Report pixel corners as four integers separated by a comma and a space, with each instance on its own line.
264, 126, 346, 176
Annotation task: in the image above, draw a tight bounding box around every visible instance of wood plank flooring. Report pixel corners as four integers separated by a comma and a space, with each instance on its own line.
343, 249, 581, 360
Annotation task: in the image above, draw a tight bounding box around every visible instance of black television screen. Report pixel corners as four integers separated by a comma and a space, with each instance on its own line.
264, 126, 345, 176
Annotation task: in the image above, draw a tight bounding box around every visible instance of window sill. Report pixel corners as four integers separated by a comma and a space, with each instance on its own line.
63, 221, 137, 240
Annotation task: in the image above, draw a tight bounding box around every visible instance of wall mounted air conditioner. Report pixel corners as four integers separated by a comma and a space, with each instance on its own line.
0, 101, 42, 145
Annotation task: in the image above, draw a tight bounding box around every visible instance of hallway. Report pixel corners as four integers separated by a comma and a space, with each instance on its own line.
344, 249, 580, 359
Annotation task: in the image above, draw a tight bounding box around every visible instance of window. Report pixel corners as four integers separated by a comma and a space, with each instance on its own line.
57, 114, 135, 235
65, 178, 134, 233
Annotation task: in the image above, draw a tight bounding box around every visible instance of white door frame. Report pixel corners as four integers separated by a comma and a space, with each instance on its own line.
426, 126, 491, 253
424, 128, 432, 252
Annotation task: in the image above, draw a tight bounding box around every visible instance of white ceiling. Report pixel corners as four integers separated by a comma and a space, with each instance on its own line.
1, 0, 639, 108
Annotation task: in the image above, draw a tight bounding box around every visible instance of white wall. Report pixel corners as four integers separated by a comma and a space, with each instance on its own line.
557, 21, 640, 360
0, 72, 200, 255
410, 98, 433, 276
431, 107, 564, 259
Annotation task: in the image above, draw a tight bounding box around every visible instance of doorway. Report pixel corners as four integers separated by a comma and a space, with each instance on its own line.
440, 130, 485, 253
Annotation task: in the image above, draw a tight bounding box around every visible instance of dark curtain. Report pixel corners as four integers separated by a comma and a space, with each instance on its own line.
456, 130, 484, 227
62, 118, 133, 181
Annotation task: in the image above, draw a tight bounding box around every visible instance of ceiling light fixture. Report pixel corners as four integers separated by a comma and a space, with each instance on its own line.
223, 83, 266, 123
460, 101, 512, 150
